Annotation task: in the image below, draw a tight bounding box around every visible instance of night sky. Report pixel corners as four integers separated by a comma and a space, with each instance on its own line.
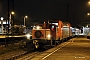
0, 0, 90, 27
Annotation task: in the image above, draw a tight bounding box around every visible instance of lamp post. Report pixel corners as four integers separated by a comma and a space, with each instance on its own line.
1, 17, 4, 34
24, 16, 28, 27
87, 12, 90, 21
10, 11, 14, 29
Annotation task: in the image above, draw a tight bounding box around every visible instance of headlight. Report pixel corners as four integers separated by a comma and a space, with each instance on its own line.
47, 34, 51, 38
36, 26, 40, 29
26, 34, 31, 40
47, 34, 51, 40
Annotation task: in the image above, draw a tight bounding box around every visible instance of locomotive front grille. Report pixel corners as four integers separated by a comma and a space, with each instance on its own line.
35, 30, 42, 38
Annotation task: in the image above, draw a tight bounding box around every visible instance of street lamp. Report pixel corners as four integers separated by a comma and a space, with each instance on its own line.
88, 0, 90, 5
10, 11, 15, 29
24, 16, 28, 27
87, 12, 90, 23
87, 12, 90, 16
0, 17, 4, 34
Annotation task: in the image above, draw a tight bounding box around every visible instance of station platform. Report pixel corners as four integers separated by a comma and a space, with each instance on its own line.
30, 37, 90, 60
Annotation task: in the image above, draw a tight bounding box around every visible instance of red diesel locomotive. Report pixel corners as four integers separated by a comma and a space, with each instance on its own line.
26, 20, 74, 49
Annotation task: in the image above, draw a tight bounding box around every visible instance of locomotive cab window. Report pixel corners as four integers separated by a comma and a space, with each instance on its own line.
50, 25, 57, 31
51, 26, 54, 30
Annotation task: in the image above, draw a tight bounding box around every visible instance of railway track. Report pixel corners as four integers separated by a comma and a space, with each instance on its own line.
0, 44, 52, 60
0, 40, 28, 60
16, 51, 43, 60
15, 46, 52, 60
0, 50, 27, 60
15, 38, 73, 60
0, 36, 75, 60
